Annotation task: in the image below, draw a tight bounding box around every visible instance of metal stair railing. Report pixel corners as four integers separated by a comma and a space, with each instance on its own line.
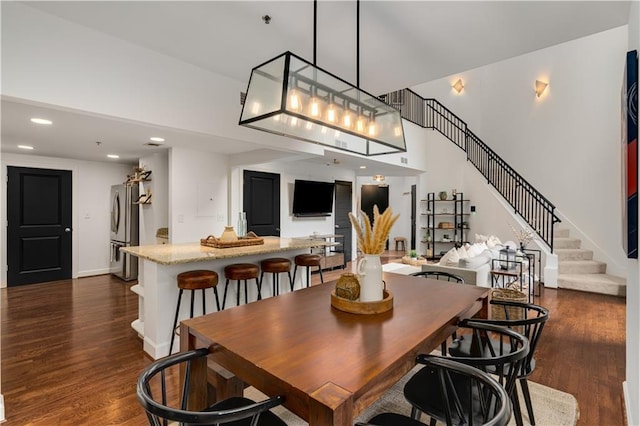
382, 88, 560, 252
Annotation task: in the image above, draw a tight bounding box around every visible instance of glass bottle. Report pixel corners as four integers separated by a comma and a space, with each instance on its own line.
237, 211, 247, 238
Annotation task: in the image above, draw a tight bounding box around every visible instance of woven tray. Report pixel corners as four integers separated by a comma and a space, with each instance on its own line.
200, 231, 264, 248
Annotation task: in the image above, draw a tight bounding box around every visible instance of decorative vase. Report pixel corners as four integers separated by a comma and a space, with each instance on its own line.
220, 226, 238, 242
357, 254, 383, 302
438, 191, 448, 200
237, 212, 247, 238
335, 273, 361, 301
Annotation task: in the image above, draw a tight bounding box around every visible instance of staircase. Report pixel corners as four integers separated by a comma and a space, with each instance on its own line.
555, 228, 626, 297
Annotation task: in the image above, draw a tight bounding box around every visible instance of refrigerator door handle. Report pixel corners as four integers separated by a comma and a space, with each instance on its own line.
111, 192, 120, 234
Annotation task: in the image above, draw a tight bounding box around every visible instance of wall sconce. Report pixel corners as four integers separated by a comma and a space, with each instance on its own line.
452, 79, 464, 94
535, 80, 548, 97
373, 174, 385, 182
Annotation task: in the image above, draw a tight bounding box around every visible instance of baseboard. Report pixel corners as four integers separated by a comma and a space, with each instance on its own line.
0, 393, 6, 423
77, 268, 111, 278
623, 381, 636, 425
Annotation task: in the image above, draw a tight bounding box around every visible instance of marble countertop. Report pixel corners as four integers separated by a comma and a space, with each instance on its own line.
121, 236, 327, 265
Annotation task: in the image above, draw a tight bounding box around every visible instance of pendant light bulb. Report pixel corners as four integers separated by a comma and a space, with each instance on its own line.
368, 122, 377, 137
356, 117, 366, 133
309, 97, 322, 117
288, 89, 302, 112
326, 103, 338, 123
343, 111, 353, 129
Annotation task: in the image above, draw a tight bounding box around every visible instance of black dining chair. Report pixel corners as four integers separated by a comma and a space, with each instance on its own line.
403, 321, 529, 426
410, 270, 465, 354
410, 270, 465, 284
448, 300, 549, 426
137, 348, 287, 426
355, 355, 512, 426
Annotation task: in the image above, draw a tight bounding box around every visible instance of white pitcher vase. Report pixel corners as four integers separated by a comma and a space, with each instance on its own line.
357, 254, 383, 302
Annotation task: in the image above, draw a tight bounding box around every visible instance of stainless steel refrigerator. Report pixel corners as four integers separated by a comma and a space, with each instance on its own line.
110, 184, 139, 281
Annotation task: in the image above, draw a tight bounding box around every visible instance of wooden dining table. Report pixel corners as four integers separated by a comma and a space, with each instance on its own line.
180, 272, 490, 425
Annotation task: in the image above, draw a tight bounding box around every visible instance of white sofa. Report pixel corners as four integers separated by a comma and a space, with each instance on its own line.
420, 262, 491, 287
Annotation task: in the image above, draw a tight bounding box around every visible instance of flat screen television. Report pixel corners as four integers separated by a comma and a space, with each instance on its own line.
292, 180, 335, 217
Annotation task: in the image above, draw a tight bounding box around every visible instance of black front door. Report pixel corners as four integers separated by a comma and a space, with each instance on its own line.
7, 167, 72, 286
243, 170, 281, 236
360, 184, 390, 250
334, 181, 353, 263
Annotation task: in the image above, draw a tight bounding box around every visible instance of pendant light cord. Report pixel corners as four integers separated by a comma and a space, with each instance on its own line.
313, 0, 317, 66
356, 0, 360, 88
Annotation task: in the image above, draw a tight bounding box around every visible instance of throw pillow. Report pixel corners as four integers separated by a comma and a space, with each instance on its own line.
475, 233, 488, 243
466, 242, 488, 258
486, 235, 502, 248
457, 245, 469, 259
458, 249, 492, 268
439, 247, 460, 266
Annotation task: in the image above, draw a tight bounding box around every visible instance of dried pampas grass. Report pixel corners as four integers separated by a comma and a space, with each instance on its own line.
349, 206, 400, 255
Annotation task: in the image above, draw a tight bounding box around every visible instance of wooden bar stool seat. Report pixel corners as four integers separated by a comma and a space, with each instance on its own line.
394, 237, 407, 252
260, 258, 293, 297
222, 263, 260, 309
169, 269, 220, 355
293, 254, 323, 289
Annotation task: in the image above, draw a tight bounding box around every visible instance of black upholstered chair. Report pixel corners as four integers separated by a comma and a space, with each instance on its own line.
403, 321, 529, 426
137, 348, 287, 426
355, 356, 512, 426
448, 300, 549, 426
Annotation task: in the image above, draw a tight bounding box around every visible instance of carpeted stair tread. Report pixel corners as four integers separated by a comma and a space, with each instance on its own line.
553, 237, 581, 249
557, 273, 626, 297
554, 248, 593, 261
554, 228, 570, 238
558, 260, 607, 274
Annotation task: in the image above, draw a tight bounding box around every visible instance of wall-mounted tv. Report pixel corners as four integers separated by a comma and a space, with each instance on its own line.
292, 179, 335, 217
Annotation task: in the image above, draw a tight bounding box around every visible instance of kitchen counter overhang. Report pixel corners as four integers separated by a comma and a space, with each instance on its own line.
121, 236, 327, 265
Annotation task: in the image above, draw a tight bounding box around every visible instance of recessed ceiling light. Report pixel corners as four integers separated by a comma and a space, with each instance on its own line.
359, 166, 367, 169
30, 118, 52, 125
107, 154, 120, 159
149, 137, 165, 142
18, 145, 34, 150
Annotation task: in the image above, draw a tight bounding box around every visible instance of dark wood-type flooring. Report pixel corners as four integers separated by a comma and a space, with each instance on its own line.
1, 251, 626, 425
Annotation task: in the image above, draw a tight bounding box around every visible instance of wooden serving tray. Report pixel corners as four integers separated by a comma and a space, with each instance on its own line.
200, 231, 264, 248
330, 289, 394, 314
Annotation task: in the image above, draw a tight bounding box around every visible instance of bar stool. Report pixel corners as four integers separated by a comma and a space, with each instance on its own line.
222, 263, 260, 309
394, 237, 407, 252
169, 269, 220, 355
260, 258, 293, 297
293, 254, 323, 289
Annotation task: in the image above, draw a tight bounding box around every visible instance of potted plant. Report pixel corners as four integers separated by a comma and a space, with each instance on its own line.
408, 249, 418, 259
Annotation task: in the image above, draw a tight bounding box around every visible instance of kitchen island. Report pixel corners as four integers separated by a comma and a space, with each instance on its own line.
122, 236, 328, 358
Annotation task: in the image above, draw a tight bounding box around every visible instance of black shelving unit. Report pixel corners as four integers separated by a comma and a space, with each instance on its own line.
419, 192, 470, 260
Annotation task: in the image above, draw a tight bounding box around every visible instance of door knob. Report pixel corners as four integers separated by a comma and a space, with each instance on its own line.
335, 225, 340, 228
65, 228, 71, 232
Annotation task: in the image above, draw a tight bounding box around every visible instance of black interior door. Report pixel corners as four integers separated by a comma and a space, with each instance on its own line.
334, 181, 352, 263
411, 184, 417, 250
7, 166, 72, 286
360, 185, 390, 249
243, 170, 281, 236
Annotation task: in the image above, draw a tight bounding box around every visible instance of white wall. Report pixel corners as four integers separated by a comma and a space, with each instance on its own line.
626, 2, 639, 425
1, 153, 133, 286
138, 151, 169, 245
412, 26, 629, 277
168, 147, 229, 244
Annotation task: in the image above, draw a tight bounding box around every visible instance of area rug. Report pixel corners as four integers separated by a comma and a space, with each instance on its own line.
245, 365, 579, 426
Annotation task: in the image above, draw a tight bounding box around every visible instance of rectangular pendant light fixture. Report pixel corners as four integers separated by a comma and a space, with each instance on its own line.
239, 51, 406, 156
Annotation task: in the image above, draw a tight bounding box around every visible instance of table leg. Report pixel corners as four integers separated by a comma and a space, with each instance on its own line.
309, 382, 353, 425
180, 323, 208, 411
